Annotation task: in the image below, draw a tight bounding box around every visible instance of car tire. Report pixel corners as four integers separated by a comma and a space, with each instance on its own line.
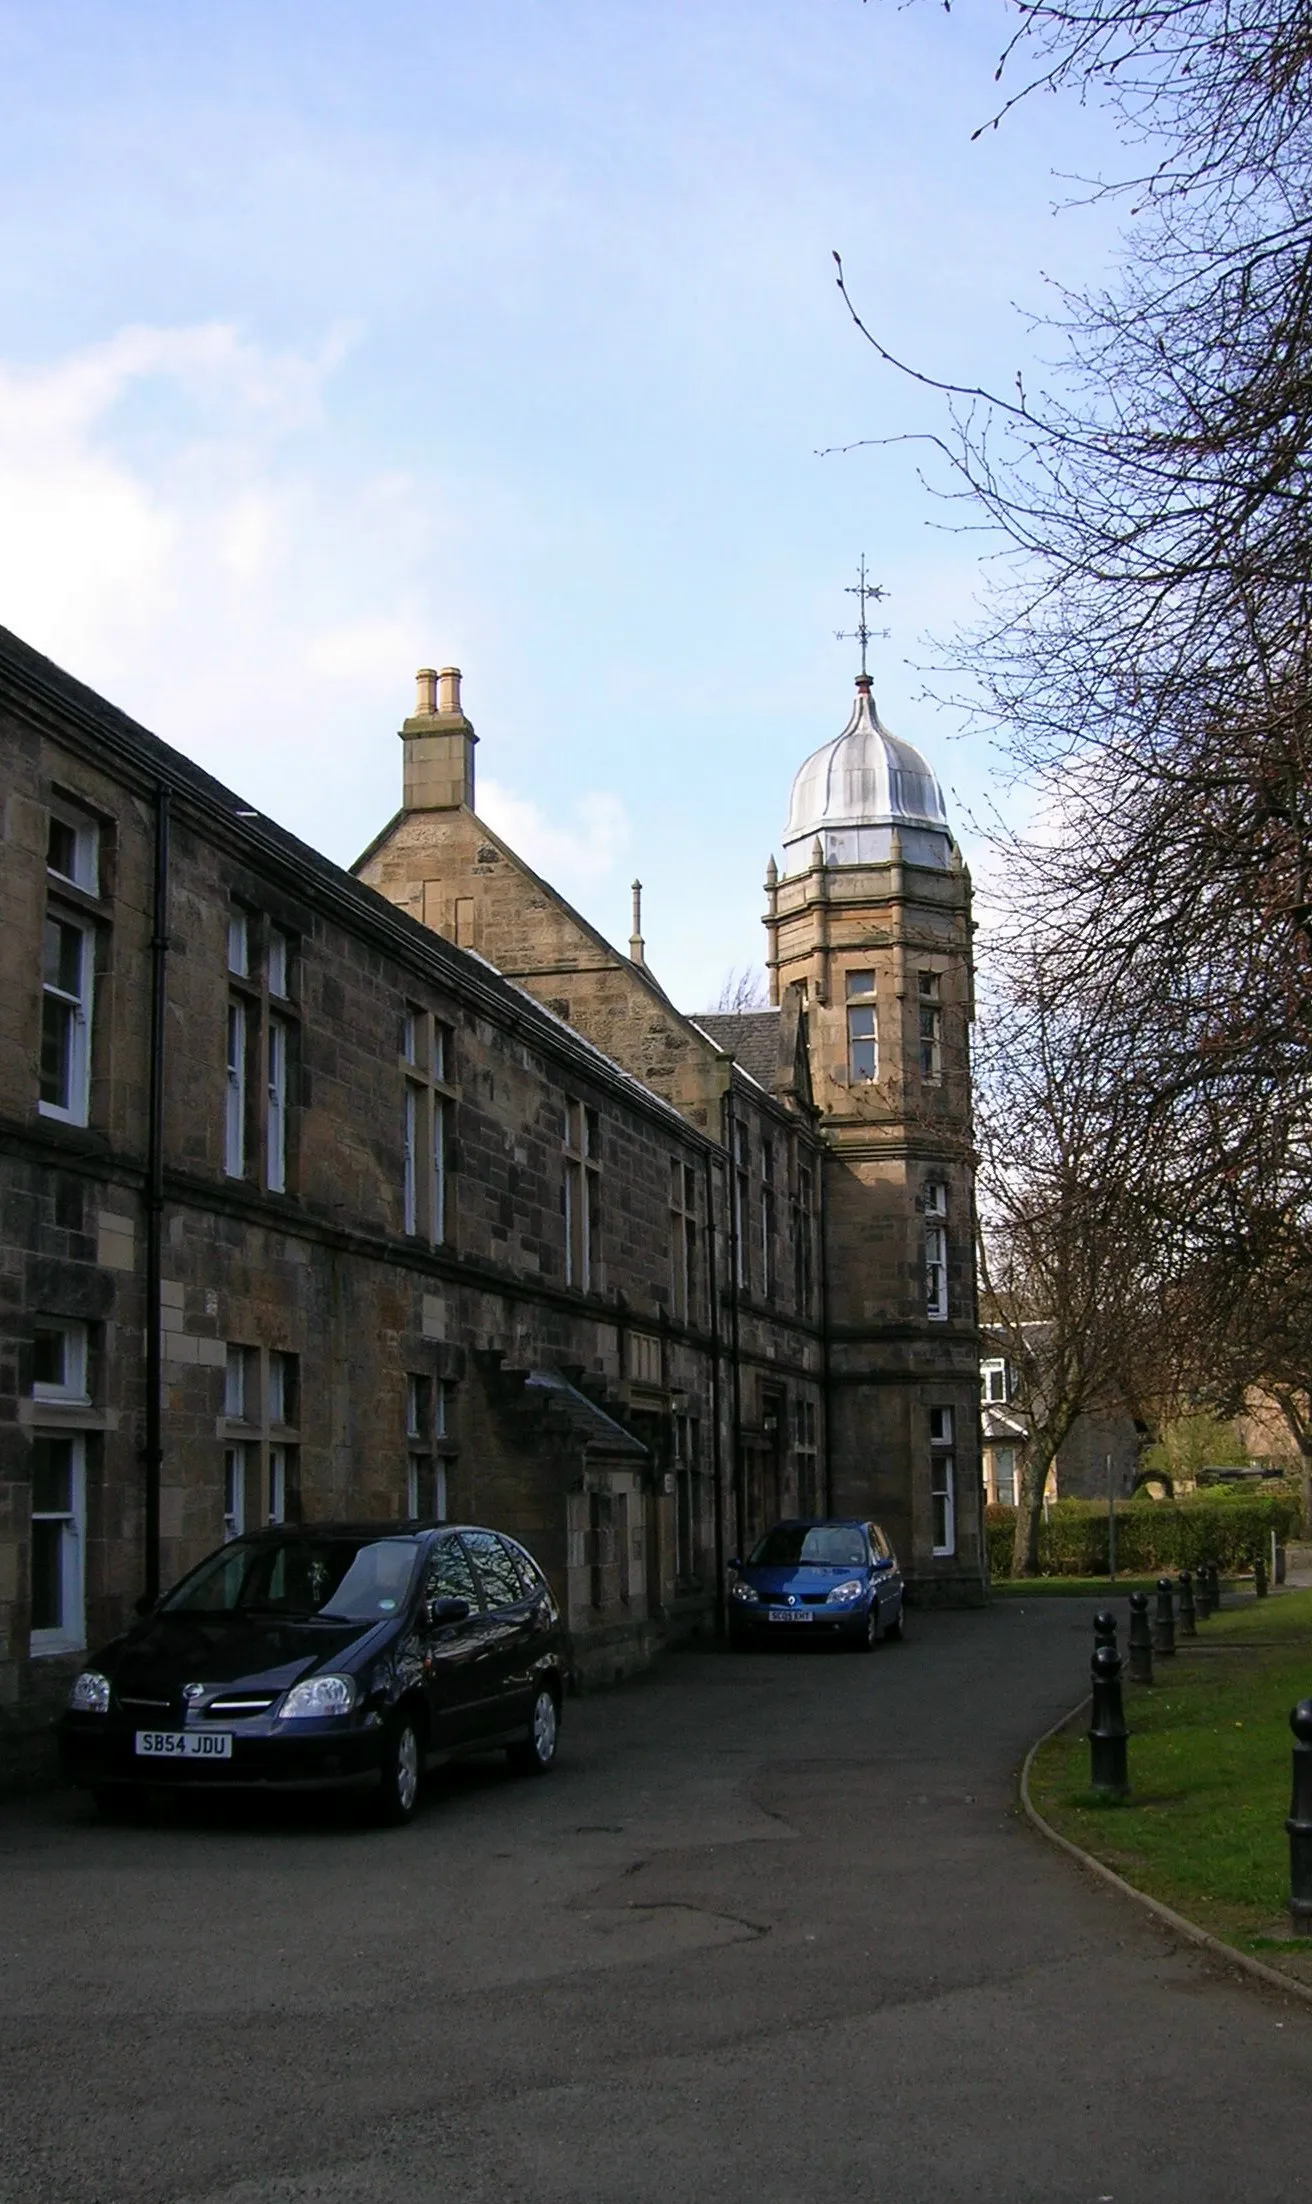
854, 1605, 882, 1651
507, 1685, 559, 1777
375, 1711, 422, 1825
884, 1602, 905, 1642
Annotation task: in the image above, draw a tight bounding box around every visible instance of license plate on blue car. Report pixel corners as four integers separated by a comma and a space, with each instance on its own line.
767, 1609, 812, 1623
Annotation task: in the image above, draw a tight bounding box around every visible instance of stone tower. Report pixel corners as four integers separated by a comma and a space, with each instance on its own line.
764, 672, 984, 1601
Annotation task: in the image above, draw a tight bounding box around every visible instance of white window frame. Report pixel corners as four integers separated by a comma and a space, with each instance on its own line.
266, 1016, 287, 1193
268, 1350, 297, 1429
39, 911, 94, 1126
918, 971, 943, 1083
267, 1445, 287, 1525
845, 970, 878, 1083
47, 806, 100, 893
403, 1083, 420, 1235
563, 1100, 599, 1290
406, 1373, 429, 1441
267, 928, 289, 1000
29, 1431, 86, 1654
223, 1443, 248, 1539
224, 1343, 255, 1421
732, 1120, 749, 1291
433, 1092, 448, 1246
924, 1181, 948, 1321
930, 1407, 956, 1556
225, 1000, 248, 1177
227, 911, 249, 977
981, 1357, 1009, 1405
992, 1446, 1017, 1507
32, 1319, 90, 1404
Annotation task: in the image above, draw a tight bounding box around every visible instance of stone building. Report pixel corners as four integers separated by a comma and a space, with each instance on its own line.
356, 662, 983, 1602
1, 626, 982, 1775
979, 1339, 1141, 1505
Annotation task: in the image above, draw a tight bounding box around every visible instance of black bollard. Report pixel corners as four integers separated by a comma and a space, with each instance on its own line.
1287, 1701, 1312, 1926
1152, 1576, 1176, 1658
1177, 1569, 1197, 1638
1254, 1552, 1269, 1599
1209, 1561, 1223, 1611
1127, 1592, 1154, 1685
1094, 1609, 1118, 1652
1088, 1643, 1129, 1796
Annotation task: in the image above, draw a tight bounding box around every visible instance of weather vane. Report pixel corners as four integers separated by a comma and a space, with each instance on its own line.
834, 554, 889, 678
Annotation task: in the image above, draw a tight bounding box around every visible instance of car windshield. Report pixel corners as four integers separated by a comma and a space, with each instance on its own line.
748, 1525, 869, 1569
159, 1536, 422, 1621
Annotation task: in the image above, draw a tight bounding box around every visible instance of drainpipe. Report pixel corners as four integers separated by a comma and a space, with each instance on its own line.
723, 1090, 745, 1557
703, 1149, 726, 1639
819, 1149, 835, 1516
142, 785, 170, 1605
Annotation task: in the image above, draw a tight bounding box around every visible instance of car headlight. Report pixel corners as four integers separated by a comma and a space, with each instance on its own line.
826, 1579, 865, 1604
278, 1675, 356, 1720
730, 1580, 759, 1604
69, 1670, 111, 1714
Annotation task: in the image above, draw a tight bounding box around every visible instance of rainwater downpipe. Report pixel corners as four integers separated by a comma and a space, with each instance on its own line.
143, 784, 170, 1605
819, 1150, 835, 1516
723, 1090, 745, 1559
703, 1148, 726, 1639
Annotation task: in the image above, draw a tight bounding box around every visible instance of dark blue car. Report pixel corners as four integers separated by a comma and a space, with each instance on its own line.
727, 1518, 905, 1650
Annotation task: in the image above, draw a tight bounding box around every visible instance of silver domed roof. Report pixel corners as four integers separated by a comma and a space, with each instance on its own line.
780, 675, 951, 875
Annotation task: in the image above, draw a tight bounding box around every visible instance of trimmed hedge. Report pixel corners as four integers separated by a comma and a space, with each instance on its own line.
987, 1490, 1302, 1580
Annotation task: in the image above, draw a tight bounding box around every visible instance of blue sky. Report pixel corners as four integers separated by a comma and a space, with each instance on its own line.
0, 1, 1123, 1005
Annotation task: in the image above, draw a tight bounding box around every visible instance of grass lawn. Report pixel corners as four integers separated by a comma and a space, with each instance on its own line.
1027, 1586, 1312, 1985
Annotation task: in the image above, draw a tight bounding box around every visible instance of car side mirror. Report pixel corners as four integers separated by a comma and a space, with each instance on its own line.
425, 1594, 471, 1627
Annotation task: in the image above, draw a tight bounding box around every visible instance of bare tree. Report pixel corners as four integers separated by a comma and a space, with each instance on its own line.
977, 955, 1187, 1573
711, 966, 769, 1013
839, 0, 1312, 1496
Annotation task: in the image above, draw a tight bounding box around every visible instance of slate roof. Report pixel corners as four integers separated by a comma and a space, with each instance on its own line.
694, 1010, 782, 1093
0, 622, 707, 1154
523, 1370, 648, 1459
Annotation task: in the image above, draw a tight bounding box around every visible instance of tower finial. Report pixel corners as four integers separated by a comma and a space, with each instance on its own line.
834, 554, 889, 679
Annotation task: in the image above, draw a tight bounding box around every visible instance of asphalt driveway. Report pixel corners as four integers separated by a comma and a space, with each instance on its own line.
1, 1597, 1308, 2204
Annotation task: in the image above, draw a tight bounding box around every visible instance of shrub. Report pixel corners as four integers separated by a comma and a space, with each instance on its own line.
987, 1491, 1302, 1580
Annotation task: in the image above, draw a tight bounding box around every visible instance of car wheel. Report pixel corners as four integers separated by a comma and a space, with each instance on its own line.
375, 1711, 422, 1825
884, 1601, 905, 1642
855, 1604, 881, 1651
508, 1685, 559, 1777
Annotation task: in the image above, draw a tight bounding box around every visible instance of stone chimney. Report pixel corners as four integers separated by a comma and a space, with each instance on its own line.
629, 880, 646, 967
400, 664, 477, 812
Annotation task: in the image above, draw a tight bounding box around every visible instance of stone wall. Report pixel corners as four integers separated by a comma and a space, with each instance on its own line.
0, 631, 751, 1779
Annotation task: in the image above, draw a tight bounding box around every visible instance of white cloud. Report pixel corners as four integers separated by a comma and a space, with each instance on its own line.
478, 777, 630, 893
0, 321, 461, 857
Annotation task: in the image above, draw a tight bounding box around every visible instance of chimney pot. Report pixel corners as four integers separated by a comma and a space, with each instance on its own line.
438, 666, 462, 715
415, 667, 438, 716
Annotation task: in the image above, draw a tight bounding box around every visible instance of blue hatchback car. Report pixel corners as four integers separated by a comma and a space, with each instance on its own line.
727, 1518, 905, 1649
